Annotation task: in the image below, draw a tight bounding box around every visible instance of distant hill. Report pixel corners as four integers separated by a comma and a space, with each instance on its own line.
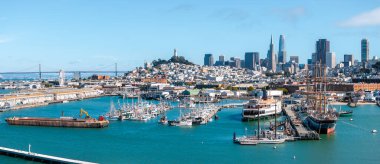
152, 56, 194, 67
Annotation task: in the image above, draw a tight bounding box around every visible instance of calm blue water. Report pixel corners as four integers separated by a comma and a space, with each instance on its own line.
0, 89, 14, 94
0, 97, 379, 163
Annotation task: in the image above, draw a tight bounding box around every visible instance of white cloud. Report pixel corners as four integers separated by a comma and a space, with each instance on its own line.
339, 7, 380, 27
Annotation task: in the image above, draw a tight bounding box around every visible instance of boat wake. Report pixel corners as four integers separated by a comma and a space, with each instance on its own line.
340, 120, 369, 132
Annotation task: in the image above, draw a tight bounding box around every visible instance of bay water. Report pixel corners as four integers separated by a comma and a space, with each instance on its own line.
0, 96, 379, 163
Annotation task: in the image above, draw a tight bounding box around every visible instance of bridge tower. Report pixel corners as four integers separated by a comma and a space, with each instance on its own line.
115, 63, 118, 77
58, 70, 65, 86
39, 64, 42, 80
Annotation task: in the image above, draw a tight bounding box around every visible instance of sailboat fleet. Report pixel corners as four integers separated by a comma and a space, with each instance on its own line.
168, 98, 220, 127
105, 98, 172, 121
105, 96, 220, 126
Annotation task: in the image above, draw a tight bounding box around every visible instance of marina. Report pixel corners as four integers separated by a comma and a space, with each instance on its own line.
2, 0, 380, 163
0, 96, 379, 163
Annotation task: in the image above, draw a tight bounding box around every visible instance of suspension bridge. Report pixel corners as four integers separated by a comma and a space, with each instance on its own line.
0, 63, 130, 79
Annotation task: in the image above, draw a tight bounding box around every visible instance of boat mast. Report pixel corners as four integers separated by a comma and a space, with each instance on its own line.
319, 61, 323, 112
314, 62, 318, 111
323, 65, 327, 113
305, 65, 309, 107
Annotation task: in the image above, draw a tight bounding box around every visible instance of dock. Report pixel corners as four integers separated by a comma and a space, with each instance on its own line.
283, 105, 320, 140
220, 102, 248, 109
0, 146, 97, 164
204, 106, 221, 122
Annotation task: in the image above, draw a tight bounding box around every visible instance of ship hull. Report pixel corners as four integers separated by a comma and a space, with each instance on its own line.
306, 116, 336, 134
5, 117, 109, 128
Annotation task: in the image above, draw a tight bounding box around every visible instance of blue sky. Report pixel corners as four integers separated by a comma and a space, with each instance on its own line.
0, 0, 380, 71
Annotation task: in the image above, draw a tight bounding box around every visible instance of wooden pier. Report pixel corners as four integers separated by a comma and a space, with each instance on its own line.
283, 105, 320, 140
0, 146, 97, 164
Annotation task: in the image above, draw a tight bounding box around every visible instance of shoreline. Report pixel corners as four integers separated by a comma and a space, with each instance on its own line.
330, 102, 377, 105
5, 95, 106, 111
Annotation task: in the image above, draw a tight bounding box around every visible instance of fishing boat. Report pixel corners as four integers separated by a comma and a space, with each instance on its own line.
168, 106, 193, 126
158, 115, 168, 124
334, 106, 353, 117
336, 110, 353, 117
105, 101, 119, 121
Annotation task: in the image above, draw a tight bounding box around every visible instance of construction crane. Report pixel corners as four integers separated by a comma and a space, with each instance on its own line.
79, 109, 90, 119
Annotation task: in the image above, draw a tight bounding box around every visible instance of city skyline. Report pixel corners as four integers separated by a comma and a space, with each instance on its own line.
0, 1, 380, 71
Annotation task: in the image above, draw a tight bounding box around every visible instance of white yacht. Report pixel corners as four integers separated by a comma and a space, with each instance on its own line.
242, 98, 281, 121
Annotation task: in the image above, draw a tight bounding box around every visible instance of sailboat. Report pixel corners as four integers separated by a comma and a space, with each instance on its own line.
304, 62, 337, 134
168, 107, 192, 126
234, 99, 286, 145
334, 106, 353, 117
106, 101, 119, 121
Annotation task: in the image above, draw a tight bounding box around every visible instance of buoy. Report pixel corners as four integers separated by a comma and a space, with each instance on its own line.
350, 118, 353, 121
371, 129, 377, 133
293, 155, 296, 159
273, 146, 277, 149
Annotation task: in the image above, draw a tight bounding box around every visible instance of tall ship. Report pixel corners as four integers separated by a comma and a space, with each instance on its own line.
302, 62, 337, 134
5, 109, 109, 128
242, 90, 282, 121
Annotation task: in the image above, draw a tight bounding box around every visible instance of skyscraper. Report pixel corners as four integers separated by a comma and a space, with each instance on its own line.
314, 39, 330, 65
214, 55, 225, 66
267, 35, 276, 72
235, 58, 241, 68
344, 54, 354, 67
278, 35, 286, 64
219, 55, 225, 64
361, 38, 369, 64
326, 52, 336, 68
253, 52, 260, 65
289, 56, 299, 63
241, 60, 245, 68
204, 54, 214, 66
245, 52, 255, 70
229, 57, 241, 68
